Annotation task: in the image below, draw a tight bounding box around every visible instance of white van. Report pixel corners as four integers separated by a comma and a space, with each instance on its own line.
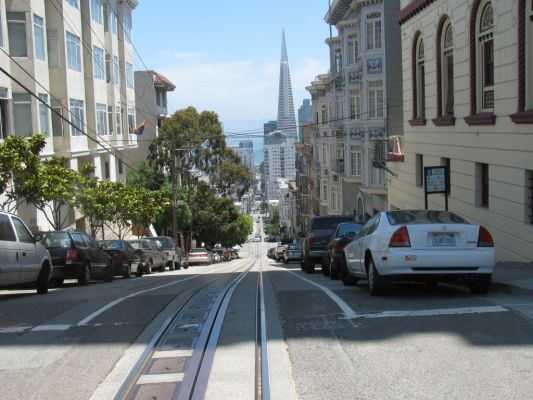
0, 212, 52, 294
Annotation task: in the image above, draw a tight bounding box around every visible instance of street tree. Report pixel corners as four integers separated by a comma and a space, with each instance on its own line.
267, 206, 280, 237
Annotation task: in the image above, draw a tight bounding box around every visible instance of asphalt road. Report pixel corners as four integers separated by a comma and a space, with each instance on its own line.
1, 238, 532, 400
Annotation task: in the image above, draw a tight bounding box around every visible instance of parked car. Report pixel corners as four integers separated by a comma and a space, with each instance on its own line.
283, 243, 302, 264
0, 212, 52, 294
129, 239, 165, 273
175, 246, 189, 269
211, 251, 221, 263
325, 222, 363, 279
40, 230, 114, 285
341, 210, 496, 295
188, 248, 211, 265
274, 245, 287, 262
144, 236, 179, 270
267, 247, 276, 259
98, 240, 142, 278
301, 215, 356, 273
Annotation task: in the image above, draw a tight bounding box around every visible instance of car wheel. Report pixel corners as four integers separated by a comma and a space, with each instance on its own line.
330, 257, 340, 280
300, 258, 305, 271
321, 257, 330, 276
468, 274, 492, 295
54, 278, 65, 287
340, 255, 357, 286
122, 262, 131, 279
304, 258, 315, 274
283, 258, 288, 264
160, 263, 165, 273
36, 263, 50, 294
183, 264, 189, 269
79, 262, 91, 285
104, 261, 114, 282
367, 257, 385, 296
136, 264, 144, 277
174, 262, 181, 270
146, 260, 153, 274
168, 261, 175, 271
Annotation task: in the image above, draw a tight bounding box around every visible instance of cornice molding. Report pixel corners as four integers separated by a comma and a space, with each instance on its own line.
397, 0, 437, 25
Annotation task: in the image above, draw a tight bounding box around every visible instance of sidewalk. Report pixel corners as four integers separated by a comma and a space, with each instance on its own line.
492, 262, 533, 292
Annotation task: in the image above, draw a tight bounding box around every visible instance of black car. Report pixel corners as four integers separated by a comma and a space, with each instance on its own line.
324, 222, 363, 279
98, 240, 142, 278
40, 230, 114, 285
301, 215, 356, 273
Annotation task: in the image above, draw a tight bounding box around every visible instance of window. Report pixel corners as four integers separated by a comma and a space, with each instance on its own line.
116, 105, 122, 135
366, 11, 382, 51
13, 93, 32, 137
65, 0, 79, 9
113, 55, 120, 85
33, 15, 45, 61
416, 39, 426, 118
127, 107, 135, 133
0, 214, 16, 241
155, 89, 161, 106
38, 94, 50, 136
347, 34, 358, 65
107, 106, 114, 135
104, 161, 110, 179
369, 148, 385, 186
7, 12, 27, 57
105, 53, 111, 82
321, 105, 327, 124
0, 91, 9, 139
51, 99, 63, 137
103, 2, 109, 32
12, 217, 33, 243
111, 5, 117, 34
69, 99, 84, 136
96, 103, 108, 136
527, 170, 533, 224
322, 181, 328, 202
91, 0, 103, 24
350, 145, 362, 176
66, 31, 82, 72
118, 160, 123, 175
479, 3, 494, 111
476, 163, 489, 207
415, 154, 424, 187
47, 30, 60, 67
335, 95, 343, 120
349, 92, 357, 119
123, 11, 132, 43
436, 20, 454, 118
368, 80, 383, 119
93, 46, 105, 80
126, 62, 134, 88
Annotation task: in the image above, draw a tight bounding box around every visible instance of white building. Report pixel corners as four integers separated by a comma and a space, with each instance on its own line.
389, 0, 533, 262
264, 130, 297, 200
230, 140, 254, 178
0, 0, 138, 232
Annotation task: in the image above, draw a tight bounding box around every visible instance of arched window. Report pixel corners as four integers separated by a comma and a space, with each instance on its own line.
434, 17, 455, 125
465, 0, 496, 125
410, 32, 426, 125
511, 0, 533, 123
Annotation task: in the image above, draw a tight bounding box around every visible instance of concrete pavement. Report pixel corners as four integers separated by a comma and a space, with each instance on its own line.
492, 262, 533, 292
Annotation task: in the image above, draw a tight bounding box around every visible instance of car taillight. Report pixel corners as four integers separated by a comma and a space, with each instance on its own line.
389, 226, 411, 247
165, 251, 170, 256
113, 253, 124, 261
477, 226, 494, 247
335, 241, 348, 251
66, 249, 78, 263
308, 233, 315, 246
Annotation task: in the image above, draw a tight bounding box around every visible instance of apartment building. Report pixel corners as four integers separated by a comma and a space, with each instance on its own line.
388, 0, 533, 262
306, 0, 402, 221
0, 0, 138, 231
264, 130, 297, 201
295, 123, 313, 234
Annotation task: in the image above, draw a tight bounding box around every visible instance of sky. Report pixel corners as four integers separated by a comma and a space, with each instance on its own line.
132, 1, 333, 164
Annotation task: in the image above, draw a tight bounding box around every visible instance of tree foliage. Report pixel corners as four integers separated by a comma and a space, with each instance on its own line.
267, 206, 280, 236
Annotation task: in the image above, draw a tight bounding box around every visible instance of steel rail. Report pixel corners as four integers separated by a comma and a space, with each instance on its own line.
255, 244, 270, 400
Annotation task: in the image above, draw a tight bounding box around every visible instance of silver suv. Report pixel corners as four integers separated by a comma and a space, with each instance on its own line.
0, 212, 52, 294
144, 236, 179, 270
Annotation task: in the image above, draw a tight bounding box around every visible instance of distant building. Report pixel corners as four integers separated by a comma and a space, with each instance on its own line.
298, 99, 312, 142
231, 140, 254, 177
264, 120, 277, 136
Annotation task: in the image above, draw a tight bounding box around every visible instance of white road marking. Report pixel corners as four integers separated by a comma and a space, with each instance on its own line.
152, 349, 193, 358
77, 259, 250, 326
31, 324, 71, 331
0, 326, 32, 333
343, 305, 508, 319
136, 373, 184, 385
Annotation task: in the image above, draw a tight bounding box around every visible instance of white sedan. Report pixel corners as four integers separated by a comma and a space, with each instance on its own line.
340, 210, 495, 296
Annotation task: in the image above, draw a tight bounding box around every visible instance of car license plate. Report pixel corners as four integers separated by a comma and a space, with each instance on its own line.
432, 233, 456, 246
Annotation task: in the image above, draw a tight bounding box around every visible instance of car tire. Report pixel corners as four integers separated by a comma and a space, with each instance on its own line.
79, 262, 91, 285
340, 255, 357, 286
36, 263, 50, 294
160, 263, 165, 273
468, 274, 492, 295
168, 261, 175, 271
104, 261, 114, 282
122, 262, 131, 279
300, 258, 305, 271
321, 258, 330, 276
183, 264, 189, 270
135, 264, 144, 277
54, 278, 65, 287
367, 257, 385, 296
304, 258, 315, 274
330, 257, 340, 280
174, 262, 181, 270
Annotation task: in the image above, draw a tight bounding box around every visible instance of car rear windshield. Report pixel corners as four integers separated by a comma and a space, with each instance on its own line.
99, 240, 123, 249
312, 217, 354, 230
190, 248, 206, 253
337, 223, 363, 236
386, 210, 468, 225
41, 232, 71, 248
288, 243, 301, 250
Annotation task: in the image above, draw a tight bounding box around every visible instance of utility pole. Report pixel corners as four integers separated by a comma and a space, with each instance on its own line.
171, 136, 179, 243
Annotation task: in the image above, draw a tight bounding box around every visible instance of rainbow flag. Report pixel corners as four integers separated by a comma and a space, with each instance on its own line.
131, 120, 147, 135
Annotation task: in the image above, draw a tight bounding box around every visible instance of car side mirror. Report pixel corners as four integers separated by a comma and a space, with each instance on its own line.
33, 233, 42, 242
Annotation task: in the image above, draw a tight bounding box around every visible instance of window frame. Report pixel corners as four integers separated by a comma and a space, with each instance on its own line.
65, 0, 79, 9
95, 103, 108, 136
350, 145, 362, 177
66, 31, 82, 72
127, 106, 135, 134
410, 32, 426, 126
115, 105, 122, 136
69, 98, 84, 137
7, 12, 28, 57
33, 14, 45, 61
366, 11, 382, 51
434, 17, 456, 125
91, 0, 103, 25
367, 80, 384, 119
38, 93, 50, 136
13, 93, 32, 137
92, 45, 105, 80
125, 62, 134, 89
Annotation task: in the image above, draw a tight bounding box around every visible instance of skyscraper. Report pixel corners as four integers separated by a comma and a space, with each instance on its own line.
276, 30, 297, 137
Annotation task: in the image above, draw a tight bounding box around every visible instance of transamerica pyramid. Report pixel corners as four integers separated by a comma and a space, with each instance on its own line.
276, 30, 297, 136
